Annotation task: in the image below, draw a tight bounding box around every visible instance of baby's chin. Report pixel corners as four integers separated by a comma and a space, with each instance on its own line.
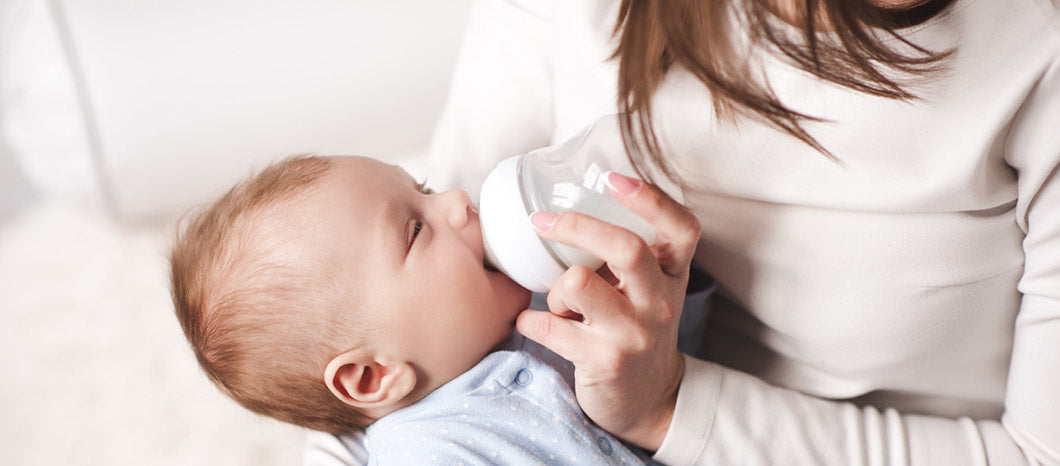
495, 285, 532, 336
507, 285, 533, 318
486, 266, 533, 309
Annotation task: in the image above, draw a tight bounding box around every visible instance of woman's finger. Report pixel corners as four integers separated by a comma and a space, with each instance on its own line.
521, 264, 632, 362
515, 309, 585, 363
544, 265, 628, 327
604, 171, 701, 277
532, 210, 659, 293
544, 265, 588, 322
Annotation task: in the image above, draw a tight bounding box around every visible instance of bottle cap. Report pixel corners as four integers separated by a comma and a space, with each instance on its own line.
479, 155, 566, 293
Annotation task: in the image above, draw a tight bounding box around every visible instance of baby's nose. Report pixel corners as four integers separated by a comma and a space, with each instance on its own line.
442, 189, 473, 228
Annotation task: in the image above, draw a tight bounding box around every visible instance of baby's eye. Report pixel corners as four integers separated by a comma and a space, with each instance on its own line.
406, 218, 424, 254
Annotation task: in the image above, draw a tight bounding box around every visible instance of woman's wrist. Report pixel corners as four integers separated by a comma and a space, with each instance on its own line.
627, 352, 684, 452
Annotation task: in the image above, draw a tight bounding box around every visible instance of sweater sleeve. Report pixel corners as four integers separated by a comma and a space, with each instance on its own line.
999, 51, 1060, 464
655, 55, 1060, 466
424, 0, 555, 196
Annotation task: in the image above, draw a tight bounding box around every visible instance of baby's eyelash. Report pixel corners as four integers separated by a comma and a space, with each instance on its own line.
415, 178, 434, 195
406, 218, 424, 254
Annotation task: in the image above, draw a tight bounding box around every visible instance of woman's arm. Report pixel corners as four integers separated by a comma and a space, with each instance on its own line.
995, 52, 1060, 464
660, 357, 1040, 465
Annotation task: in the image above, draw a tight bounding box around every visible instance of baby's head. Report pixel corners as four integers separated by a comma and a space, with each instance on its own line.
170, 155, 530, 433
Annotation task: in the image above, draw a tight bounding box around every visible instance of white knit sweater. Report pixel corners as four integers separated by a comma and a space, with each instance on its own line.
421, 0, 1060, 464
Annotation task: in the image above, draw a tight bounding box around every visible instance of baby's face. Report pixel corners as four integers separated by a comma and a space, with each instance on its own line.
290, 156, 530, 390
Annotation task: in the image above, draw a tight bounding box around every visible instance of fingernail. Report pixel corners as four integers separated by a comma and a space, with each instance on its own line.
529, 211, 557, 232
604, 171, 641, 195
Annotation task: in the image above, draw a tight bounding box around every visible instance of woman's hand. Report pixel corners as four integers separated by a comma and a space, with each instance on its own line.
516, 171, 702, 451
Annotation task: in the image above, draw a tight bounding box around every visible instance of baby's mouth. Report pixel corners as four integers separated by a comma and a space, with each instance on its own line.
479, 217, 502, 274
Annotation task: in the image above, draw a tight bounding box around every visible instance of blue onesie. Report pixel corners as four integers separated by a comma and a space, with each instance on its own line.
364, 334, 659, 465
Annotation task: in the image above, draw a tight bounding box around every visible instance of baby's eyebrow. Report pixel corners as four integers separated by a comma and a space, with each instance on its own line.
389, 164, 425, 192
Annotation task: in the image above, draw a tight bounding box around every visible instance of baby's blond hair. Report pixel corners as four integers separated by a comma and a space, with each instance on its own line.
170, 155, 370, 433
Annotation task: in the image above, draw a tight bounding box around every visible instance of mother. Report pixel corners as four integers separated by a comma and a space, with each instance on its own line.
314, 0, 1060, 463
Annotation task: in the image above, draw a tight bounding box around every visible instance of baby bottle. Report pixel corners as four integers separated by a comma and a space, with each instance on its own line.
479, 114, 683, 293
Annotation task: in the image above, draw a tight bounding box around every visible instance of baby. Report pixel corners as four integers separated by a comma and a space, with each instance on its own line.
169, 155, 658, 464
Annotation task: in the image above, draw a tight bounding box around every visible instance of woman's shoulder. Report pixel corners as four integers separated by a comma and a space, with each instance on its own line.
916, 0, 1060, 70
953, 0, 1060, 44
1028, 0, 1060, 33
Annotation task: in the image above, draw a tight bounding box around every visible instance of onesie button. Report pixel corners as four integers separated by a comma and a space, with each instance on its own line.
596, 436, 613, 456
515, 369, 533, 386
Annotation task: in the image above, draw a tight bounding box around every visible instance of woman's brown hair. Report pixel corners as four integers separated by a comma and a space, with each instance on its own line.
613, 0, 954, 186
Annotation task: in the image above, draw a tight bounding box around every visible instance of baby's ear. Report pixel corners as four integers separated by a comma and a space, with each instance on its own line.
324, 350, 416, 412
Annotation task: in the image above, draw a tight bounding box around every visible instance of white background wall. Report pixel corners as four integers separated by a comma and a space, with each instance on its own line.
3, 0, 470, 218
0, 1, 474, 464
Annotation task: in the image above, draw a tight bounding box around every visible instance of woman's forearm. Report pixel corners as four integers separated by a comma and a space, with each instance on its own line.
656, 355, 1050, 465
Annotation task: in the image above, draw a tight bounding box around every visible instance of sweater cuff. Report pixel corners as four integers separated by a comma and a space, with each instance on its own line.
653, 354, 723, 466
